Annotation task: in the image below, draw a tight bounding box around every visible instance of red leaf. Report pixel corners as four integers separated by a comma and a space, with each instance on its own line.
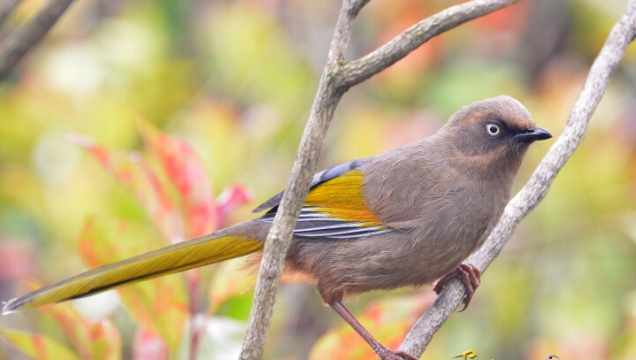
216, 183, 253, 219
23, 281, 122, 360
67, 133, 183, 242
136, 118, 218, 238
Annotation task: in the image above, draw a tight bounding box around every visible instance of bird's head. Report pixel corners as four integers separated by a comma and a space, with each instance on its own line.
442, 96, 552, 173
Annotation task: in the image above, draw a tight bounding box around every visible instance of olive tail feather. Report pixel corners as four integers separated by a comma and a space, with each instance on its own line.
2, 300, 18, 315
2, 231, 263, 315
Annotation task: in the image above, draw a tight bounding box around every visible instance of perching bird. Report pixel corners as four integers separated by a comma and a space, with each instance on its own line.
2, 96, 551, 360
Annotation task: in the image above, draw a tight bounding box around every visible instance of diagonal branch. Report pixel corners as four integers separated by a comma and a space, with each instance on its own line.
0, 0, 21, 28
399, 0, 636, 356
238, 0, 366, 358
239, 0, 520, 358
336, 0, 519, 90
0, 0, 76, 81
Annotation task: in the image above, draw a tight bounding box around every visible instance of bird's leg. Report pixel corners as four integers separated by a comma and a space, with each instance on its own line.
328, 300, 419, 360
433, 263, 481, 311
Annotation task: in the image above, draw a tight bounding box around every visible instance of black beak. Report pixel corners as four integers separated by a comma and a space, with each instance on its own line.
514, 126, 553, 143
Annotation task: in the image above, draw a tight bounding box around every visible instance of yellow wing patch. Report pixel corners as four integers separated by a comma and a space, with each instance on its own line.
304, 170, 382, 226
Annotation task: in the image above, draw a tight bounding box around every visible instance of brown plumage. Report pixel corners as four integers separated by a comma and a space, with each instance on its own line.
3, 95, 552, 360
286, 96, 541, 302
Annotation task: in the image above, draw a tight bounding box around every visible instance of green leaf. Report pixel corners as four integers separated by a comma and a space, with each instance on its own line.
208, 258, 255, 315
0, 330, 82, 360
85, 320, 122, 360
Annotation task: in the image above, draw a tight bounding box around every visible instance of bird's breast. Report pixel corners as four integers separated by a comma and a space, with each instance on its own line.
363, 157, 506, 254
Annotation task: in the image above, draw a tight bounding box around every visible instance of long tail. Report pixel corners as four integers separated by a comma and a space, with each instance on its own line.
2, 224, 264, 314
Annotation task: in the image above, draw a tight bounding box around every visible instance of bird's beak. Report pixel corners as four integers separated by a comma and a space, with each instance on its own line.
514, 126, 553, 143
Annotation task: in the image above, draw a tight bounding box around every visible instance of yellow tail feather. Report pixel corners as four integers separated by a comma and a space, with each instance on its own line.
2, 233, 263, 314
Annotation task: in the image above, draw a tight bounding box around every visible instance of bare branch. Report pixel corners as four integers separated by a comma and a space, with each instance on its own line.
399, 0, 636, 356
238, 0, 366, 358
330, 0, 371, 61
0, 0, 76, 81
336, 0, 519, 89
0, 0, 20, 28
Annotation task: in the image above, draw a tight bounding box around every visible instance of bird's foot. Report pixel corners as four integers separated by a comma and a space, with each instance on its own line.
376, 347, 419, 360
433, 263, 481, 311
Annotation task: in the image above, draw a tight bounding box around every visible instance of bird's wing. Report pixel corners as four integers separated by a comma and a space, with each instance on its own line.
254, 159, 391, 239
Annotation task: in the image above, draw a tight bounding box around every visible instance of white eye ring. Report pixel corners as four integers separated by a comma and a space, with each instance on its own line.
486, 124, 500, 136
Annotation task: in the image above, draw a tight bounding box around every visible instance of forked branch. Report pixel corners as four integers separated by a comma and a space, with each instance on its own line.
0, 0, 76, 80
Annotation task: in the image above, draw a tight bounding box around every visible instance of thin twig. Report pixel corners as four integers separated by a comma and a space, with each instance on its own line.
399, 0, 636, 356
0, 0, 76, 81
238, 0, 365, 358
336, 0, 519, 89
0, 0, 21, 28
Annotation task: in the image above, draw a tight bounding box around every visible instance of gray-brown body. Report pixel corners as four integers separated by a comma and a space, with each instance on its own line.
240, 95, 538, 303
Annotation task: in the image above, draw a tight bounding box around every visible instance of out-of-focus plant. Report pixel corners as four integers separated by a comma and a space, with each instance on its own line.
309, 294, 435, 360
1, 1, 636, 359
1, 119, 252, 359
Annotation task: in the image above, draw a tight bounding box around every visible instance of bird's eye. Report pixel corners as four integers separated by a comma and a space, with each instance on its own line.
486, 124, 500, 136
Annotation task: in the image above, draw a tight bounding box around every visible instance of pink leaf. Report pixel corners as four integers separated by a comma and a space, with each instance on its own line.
133, 327, 169, 360
67, 133, 183, 242
136, 118, 218, 238
216, 183, 253, 220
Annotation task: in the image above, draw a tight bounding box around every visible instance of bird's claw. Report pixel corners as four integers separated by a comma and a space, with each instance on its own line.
434, 263, 481, 311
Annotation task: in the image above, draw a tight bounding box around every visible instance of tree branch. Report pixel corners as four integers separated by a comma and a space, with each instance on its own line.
399, 0, 636, 356
238, 0, 364, 358
0, 0, 76, 81
239, 0, 519, 358
336, 0, 519, 89
0, 0, 20, 28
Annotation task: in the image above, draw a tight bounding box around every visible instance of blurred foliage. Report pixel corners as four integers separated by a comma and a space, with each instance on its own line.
1, 0, 636, 359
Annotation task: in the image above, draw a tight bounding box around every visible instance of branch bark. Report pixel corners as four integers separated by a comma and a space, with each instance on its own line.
0, 0, 20, 28
238, 0, 361, 357
0, 0, 76, 81
240, 0, 520, 358
399, 0, 636, 356
336, 0, 519, 89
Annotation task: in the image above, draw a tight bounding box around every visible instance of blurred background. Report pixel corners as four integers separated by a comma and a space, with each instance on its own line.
1, 0, 636, 359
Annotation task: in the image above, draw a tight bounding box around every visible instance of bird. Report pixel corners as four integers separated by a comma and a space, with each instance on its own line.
2, 96, 552, 360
